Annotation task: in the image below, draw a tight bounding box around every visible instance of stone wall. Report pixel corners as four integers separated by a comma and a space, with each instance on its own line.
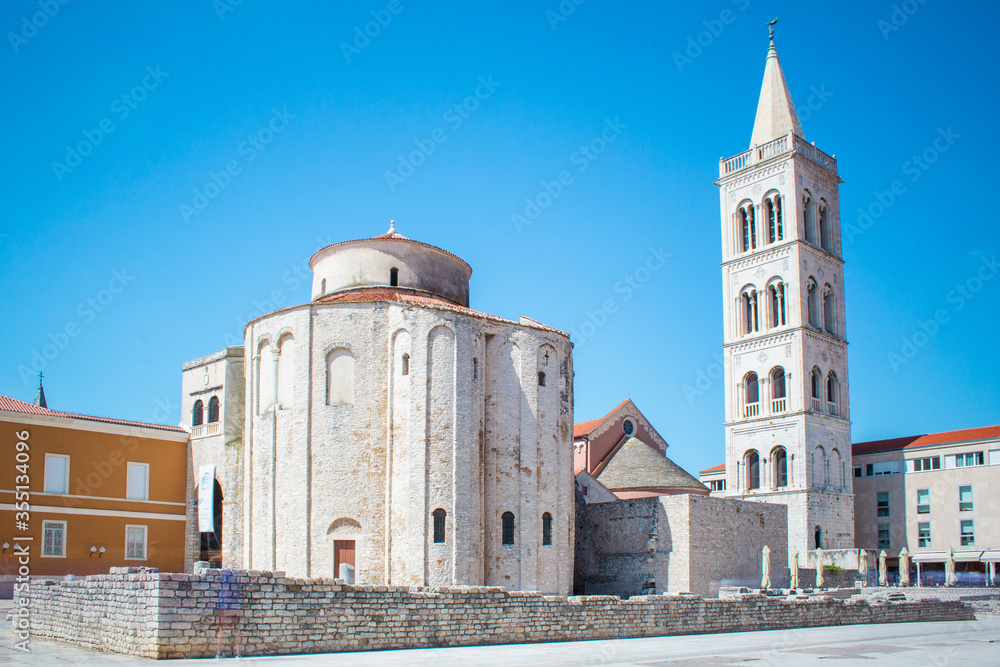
27, 568, 974, 660
576, 494, 788, 598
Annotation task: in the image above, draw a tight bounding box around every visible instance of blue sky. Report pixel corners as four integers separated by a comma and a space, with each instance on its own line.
2, 1, 997, 477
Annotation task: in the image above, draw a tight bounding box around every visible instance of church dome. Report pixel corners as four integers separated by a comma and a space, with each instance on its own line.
309, 222, 473, 307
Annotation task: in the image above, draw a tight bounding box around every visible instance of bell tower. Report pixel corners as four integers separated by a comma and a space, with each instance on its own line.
715, 26, 854, 557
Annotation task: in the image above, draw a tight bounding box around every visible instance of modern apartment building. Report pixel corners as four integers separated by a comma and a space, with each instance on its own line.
852, 425, 999, 584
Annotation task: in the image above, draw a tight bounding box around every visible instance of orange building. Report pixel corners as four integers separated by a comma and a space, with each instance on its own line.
1, 393, 189, 592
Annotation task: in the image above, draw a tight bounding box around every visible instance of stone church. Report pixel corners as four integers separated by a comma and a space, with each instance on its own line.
181, 225, 575, 595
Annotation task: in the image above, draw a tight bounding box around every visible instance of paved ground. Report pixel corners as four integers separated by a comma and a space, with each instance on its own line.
3, 599, 998, 665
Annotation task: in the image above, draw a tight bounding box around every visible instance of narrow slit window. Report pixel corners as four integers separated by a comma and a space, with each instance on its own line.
502, 512, 515, 545
542, 512, 553, 546
390, 267, 399, 287
432, 508, 446, 544
537, 371, 546, 387
401, 353, 409, 376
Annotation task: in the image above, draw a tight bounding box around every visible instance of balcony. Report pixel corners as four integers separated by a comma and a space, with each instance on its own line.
743, 402, 760, 418
811, 397, 822, 412
190, 422, 221, 439
827, 401, 838, 416
771, 397, 787, 413
719, 132, 838, 178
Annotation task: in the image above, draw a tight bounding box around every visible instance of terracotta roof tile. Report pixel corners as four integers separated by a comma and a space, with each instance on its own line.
0, 393, 185, 434
699, 463, 726, 474
852, 435, 923, 456
573, 398, 632, 438
852, 424, 1000, 455
908, 424, 1000, 448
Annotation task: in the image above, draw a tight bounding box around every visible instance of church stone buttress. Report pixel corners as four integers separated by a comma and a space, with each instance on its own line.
715, 33, 854, 557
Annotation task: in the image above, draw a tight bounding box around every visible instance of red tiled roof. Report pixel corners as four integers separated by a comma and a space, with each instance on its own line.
699, 463, 726, 474
908, 425, 1000, 448
0, 393, 185, 434
852, 424, 1000, 455
574, 398, 632, 438
316, 289, 568, 336
851, 435, 922, 456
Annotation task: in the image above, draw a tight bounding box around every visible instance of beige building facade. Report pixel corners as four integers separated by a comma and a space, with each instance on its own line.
853, 425, 1000, 584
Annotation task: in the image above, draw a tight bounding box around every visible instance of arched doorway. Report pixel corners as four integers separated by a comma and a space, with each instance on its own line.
199, 480, 223, 567
327, 518, 361, 580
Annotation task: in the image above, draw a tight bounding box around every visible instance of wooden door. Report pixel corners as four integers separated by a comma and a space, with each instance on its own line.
333, 540, 355, 576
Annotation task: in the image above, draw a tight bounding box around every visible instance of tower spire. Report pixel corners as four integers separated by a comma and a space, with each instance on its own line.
749, 18, 804, 148
34, 371, 47, 409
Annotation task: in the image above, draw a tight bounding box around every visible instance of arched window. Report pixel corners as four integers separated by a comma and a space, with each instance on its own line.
814, 526, 823, 549
744, 372, 759, 417
277, 335, 296, 409
401, 353, 410, 376
741, 289, 758, 335
765, 198, 775, 243
501, 512, 515, 545
326, 348, 355, 406
542, 512, 553, 546
803, 192, 815, 244
745, 451, 760, 490
770, 366, 786, 412
192, 400, 204, 427
811, 368, 823, 411
740, 207, 750, 252
807, 278, 819, 328
823, 287, 837, 336
748, 205, 757, 249
537, 372, 546, 387
207, 396, 220, 423
773, 447, 788, 488
390, 267, 399, 287
768, 282, 785, 328
819, 201, 832, 252
432, 508, 446, 544
320, 278, 327, 295
827, 371, 839, 416
775, 195, 783, 240
257, 343, 274, 414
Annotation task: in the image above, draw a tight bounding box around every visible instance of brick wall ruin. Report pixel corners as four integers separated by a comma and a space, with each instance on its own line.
26, 567, 974, 660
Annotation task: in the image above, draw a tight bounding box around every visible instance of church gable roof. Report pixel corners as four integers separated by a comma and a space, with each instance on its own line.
596, 436, 708, 495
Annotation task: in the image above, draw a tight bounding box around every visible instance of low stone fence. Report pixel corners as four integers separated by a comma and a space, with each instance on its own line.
27, 567, 975, 660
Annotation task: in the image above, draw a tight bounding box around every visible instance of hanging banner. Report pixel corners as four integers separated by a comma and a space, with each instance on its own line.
198, 464, 216, 533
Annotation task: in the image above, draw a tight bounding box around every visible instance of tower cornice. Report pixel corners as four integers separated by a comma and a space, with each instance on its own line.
715, 132, 841, 185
